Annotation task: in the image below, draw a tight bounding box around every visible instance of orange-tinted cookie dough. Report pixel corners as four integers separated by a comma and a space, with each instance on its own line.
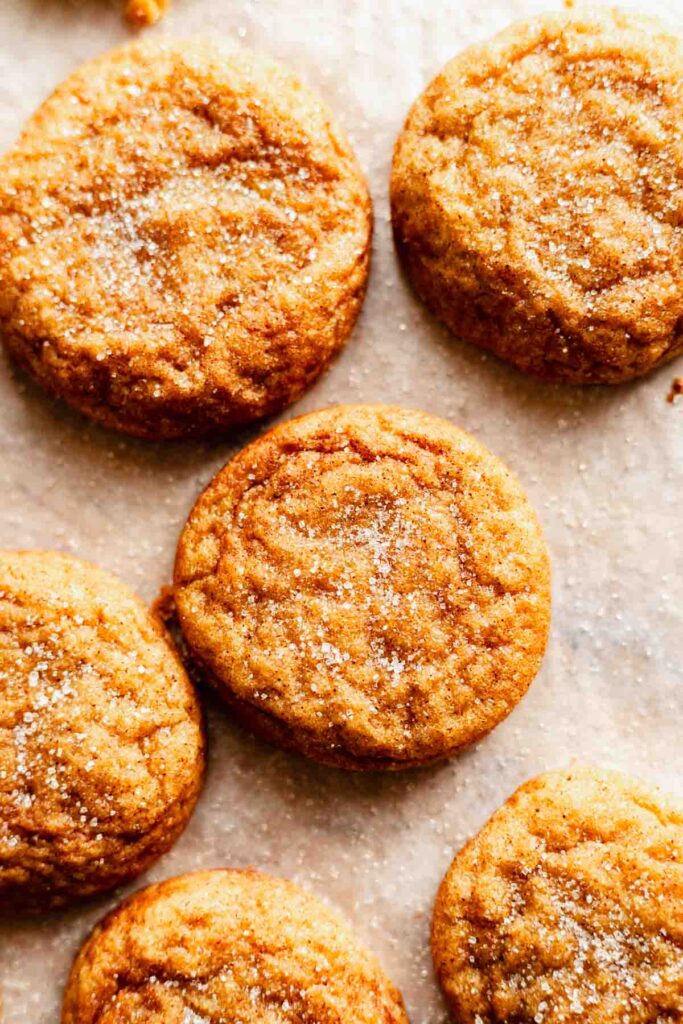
392, 9, 683, 383
61, 869, 409, 1024
174, 405, 550, 769
432, 766, 683, 1023
0, 550, 204, 911
0, 39, 371, 438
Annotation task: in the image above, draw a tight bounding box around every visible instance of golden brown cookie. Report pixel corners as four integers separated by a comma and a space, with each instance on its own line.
61, 868, 409, 1024
432, 766, 683, 1024
124, 0, 168, 25
0, 39, 371, 439
174, 405, 550, 770
392, 9, 683, 384
0, 550, 205, 912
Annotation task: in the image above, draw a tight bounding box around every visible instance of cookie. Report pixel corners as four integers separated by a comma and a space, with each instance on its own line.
0, 39, 371, 439
61, 868, 409, 1024
392, 9, 683, 384
432, 766, 683, 1024
174, 405, 550, 770
124, 0, 168, 25
0, 550, 204, 912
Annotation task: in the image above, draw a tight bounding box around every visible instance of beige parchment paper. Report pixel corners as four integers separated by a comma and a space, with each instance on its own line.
0, 0, 682, 1020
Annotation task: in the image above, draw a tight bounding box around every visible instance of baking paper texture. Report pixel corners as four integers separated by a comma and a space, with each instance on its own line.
0, 0, 682, 1019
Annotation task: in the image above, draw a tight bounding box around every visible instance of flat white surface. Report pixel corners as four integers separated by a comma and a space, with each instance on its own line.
0, 0, 682, 1020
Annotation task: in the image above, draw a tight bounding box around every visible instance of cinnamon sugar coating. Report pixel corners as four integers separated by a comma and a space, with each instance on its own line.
174, 405, 550, 769
432, 766, 683, 1023
0, 550, 204, 912
392, 9, 683, 384
61, 869, 409, 1024
0, 39, 371, 438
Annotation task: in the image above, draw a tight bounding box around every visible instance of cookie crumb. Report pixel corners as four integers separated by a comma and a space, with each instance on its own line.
151, 584, 176, 627
667, 377, 683, 403
124, 0, 168, 25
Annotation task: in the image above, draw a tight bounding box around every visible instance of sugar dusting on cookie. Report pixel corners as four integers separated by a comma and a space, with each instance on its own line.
433, 767, 683, 1024
392, 8, 683, 383
0, 551, 204, 910
174, 405, 550, 768
2, 630, 100, 835
181, 1009, 209, 1024
62, 870, 409, 1024
0, 39, 371, 438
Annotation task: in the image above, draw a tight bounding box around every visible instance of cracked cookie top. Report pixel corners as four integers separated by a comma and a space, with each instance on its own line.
432, 766, 683, 1024
0, 550, 204, 911
61, 869, 409, 1024
0, 38, 371, 438
392, 8, 683, 383
174, 405, 550, 769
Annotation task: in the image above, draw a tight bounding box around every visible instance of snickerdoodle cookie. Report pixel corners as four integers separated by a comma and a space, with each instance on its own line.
0, 550, 204, 912
432, 766, 683, 1024
174, 405, 550, 770
392, 9, 683, 384
61, 868, 409, 1024
0, 39, 371, 438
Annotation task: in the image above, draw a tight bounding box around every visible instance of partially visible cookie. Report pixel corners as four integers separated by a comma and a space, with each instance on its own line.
124, 0, 168, 25
0, 39, 371, 438
0, 550, 204, 912
392, 8, 683, 384
61, 868, 409, 1024
432, 766, 683, 1024
174, 404, 550, 770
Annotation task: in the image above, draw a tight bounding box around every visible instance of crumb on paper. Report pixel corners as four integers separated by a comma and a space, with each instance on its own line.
151, 584, 176, 627
667, 378, 683, 403
124, 0, 169, 26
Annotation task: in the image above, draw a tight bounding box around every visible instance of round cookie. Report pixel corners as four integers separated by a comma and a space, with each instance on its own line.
0, 550, 204, 912
174, 404, 550, 770
432, 766, 683, 1024
391, 9, 683, 384
61, 868, 409, 1024
0, 39, 371, 439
